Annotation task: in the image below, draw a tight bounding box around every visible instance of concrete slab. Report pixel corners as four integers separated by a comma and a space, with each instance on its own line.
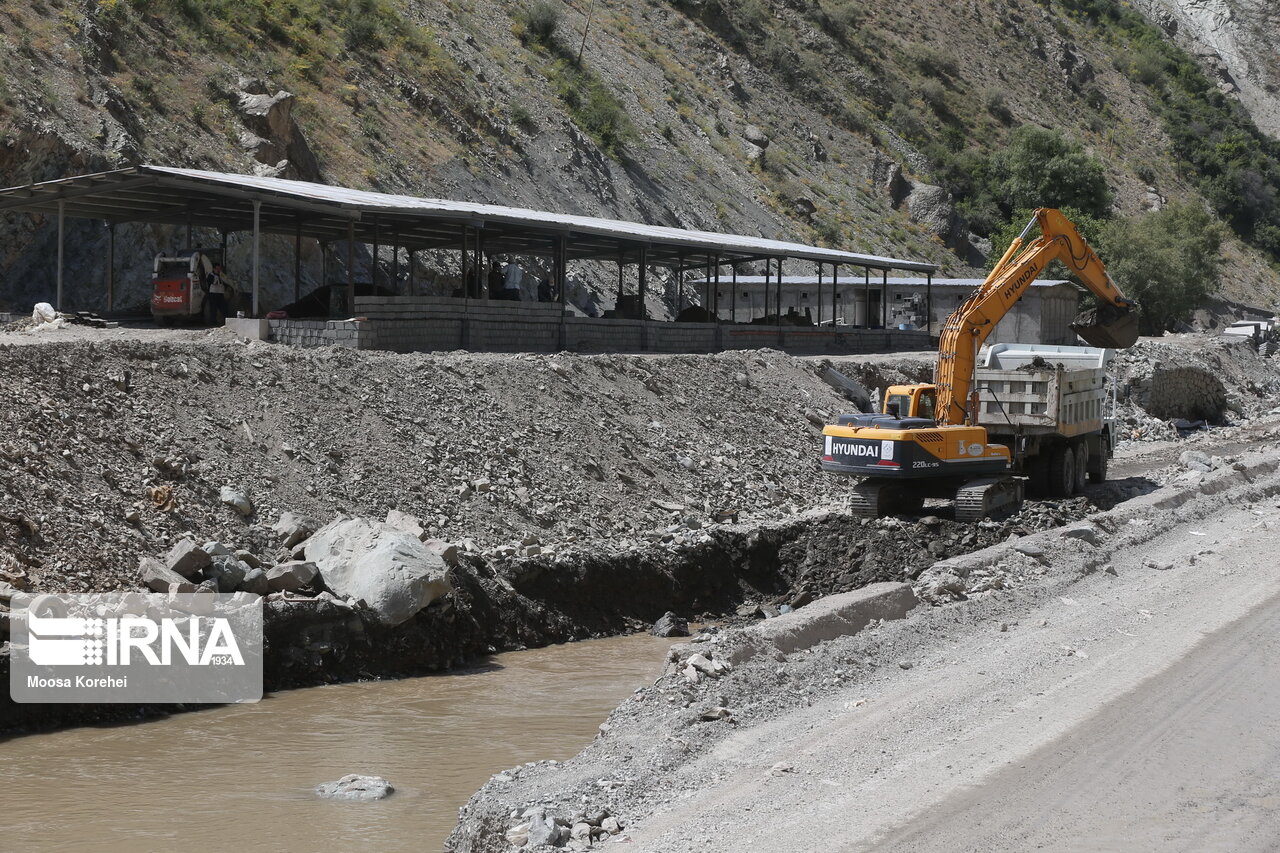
225, 317, 269, 341
734, 582, 918, 662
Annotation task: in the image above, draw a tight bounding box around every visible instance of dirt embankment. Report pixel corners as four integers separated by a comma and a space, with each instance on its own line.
0, 331, 1274, 735
446, 449, 1280, 853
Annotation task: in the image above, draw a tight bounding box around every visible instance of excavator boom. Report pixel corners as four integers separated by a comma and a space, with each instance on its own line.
934, 208, 1137, 425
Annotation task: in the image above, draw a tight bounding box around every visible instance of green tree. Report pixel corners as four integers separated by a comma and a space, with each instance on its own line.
1096, 204, 1223, 335
994, 125, 1113, 218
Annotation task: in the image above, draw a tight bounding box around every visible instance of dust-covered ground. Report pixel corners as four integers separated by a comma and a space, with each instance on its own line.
447, 448, 1280, 853
0, 325, 870, 592
0, 323, 1276, 739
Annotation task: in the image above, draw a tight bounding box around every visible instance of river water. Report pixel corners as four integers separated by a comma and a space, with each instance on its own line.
1, 633, 678, 852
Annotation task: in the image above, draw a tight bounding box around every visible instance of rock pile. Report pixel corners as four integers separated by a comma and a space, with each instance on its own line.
0, 341, 858, 595
134, 511, 454, 627
315, 774, 394, 801
503, 804, 625, 850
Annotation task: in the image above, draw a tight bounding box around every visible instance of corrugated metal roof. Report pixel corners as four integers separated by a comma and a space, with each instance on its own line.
697, 276, 1071, 288
0, 165, 940, 272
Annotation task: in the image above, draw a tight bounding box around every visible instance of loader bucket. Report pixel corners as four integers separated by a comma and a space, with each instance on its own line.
1070, 302, 1140, 349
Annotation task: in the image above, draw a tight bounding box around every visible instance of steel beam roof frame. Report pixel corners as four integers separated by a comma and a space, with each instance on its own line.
0, 165, 940, 274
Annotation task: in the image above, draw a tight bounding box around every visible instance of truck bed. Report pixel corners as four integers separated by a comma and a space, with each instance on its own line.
974, 343, 1113, 439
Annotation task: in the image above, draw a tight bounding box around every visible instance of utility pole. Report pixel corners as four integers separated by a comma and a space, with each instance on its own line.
577, 0, 596, 65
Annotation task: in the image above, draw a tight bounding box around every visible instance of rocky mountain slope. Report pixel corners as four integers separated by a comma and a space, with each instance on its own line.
1133, 0, 1280, 139
1, 0, 1279, 314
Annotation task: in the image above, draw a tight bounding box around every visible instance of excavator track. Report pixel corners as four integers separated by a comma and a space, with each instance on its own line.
849, 480, 885, 518
954, 476, 1025, 522
850, 479, 923, 519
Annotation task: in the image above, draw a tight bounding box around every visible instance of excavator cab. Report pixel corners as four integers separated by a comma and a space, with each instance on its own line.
884, 386, 937, 422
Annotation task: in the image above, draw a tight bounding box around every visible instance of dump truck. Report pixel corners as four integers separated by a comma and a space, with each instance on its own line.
974, 343, 1116, 497
150, 249, 238, 325
820, 208, 1139, 521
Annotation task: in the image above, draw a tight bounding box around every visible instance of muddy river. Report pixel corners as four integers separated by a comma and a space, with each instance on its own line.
1, 633, 679, 852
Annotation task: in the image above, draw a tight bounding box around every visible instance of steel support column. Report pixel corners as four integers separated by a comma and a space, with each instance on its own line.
106, 222, 115, 313
346, 221, 355, 314
56, 200, 65, 310
863, 267, 870, 327
882, 269, 888, 328
763, 261, 770, 323
926, 271, 933, 338
817, 263, 823, 327
639, 246, 649, 349
731, 265, 738, 324
832, 266, 839, 326
251, 199, 261, 317
293, 219, 302, 304
372, 215, 380, 289
775, 257, 782, 323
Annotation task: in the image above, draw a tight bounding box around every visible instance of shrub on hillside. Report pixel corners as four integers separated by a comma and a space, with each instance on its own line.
517, 1, 561, 46
1097, 204, 1222, 335
994, 125, 1113, 218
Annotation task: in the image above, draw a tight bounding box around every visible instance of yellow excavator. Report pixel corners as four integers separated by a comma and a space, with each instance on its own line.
821, 208, 1140, 520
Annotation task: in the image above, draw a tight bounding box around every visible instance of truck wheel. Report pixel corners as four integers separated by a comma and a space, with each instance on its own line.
1047, 444, 1076, 498
1072, 442, 1089, 493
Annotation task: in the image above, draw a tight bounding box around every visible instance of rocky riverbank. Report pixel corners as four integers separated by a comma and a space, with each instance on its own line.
0, 493, 1100, 733
1, 331, 1274, 735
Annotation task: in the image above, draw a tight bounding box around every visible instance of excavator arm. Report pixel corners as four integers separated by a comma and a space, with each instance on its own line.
934, 208, 1137, 425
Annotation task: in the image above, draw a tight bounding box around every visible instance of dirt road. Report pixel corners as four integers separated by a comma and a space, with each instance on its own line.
449, 450, 1280, 852
621, 474, 1280, 853
873, 592, 1280, 853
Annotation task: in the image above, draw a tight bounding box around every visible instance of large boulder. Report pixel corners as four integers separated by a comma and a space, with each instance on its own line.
273, 511, 320, 548
385, 509, 428, 541
139, 557, 197, 593
165, 539, 212, 578
206, 555, 249, 593
315, 774, 394, 801
266, 560, 318, 592
651, 611, 690, 637
304, 517, 452, 626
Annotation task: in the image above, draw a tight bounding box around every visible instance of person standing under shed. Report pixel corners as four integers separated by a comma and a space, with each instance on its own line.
487, 260, 503, 300
502, 260, 523, 301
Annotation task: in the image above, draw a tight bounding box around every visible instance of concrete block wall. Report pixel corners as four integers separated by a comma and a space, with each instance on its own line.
467, 319, 561, 352
363, 319, 465, 353
268, 319, 365, 349
566, 317, 644, 352
647, 323, 719, 353
353, 296, 564, 321
272, 296, 930, 355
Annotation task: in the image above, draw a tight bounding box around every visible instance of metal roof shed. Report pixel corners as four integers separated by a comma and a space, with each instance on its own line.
0, 165, 938, 316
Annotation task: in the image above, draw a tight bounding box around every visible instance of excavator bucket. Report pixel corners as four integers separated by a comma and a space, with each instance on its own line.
1070, 302, 1140, 349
